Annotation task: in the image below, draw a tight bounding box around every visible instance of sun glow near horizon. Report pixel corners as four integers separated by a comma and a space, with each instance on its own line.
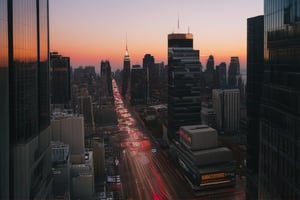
50, 0, 263, 71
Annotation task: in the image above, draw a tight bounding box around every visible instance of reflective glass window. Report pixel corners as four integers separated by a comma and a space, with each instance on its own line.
12, 0, 38, 141
0, 1, 9, 197
38, 0, 50, 130
0, 0, 9, 126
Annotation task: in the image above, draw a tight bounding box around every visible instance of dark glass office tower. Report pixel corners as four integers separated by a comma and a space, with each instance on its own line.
130, 65, 147, 105
204, 55, 215, 89
50, 52, 71, 105
215, 62, 227, 89
121, 45, 130, 98
10, 0, 39, 143
143, 54, 154, 69
259, 0, 300, 199
167, 33, 202, 139
206, 55, 214, 72
101, 60, 113, 96
0, 0, 9, 198
38, 0, 51, 130
0, 0, 52, 198
143, 54, 155, 103
228, 57, 240, 88
246, 15, 264, 200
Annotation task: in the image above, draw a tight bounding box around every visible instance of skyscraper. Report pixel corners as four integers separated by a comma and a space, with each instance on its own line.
143, 54, 155, 70
228, 56, 240, 88
121, 44, 130, 98
259, 0, 300, 199
0, 0, 9, 198
0, 0, 52, 198
204, 55, 215, 89
246, 15, 264, 200
223, 89, 240, 132
130, 65, 147, 105
206, 55, 215, 72
50, 52, 71, 105
212, 89, 240, 133
167, 33, 202, 139
78, 95, 95, 129
215, 62, 227, 89
143, 54, 156, 103
100, 60, 113, 96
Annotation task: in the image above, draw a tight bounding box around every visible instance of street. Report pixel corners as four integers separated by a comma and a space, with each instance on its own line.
111, 79, 246, 200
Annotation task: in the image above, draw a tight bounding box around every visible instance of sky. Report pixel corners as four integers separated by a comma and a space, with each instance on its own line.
49, 0, 263, 71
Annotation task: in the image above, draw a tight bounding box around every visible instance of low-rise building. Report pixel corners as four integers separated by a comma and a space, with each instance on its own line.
172, 125, 236, 191
70, 151, 95, 200
51, 141, 70, 199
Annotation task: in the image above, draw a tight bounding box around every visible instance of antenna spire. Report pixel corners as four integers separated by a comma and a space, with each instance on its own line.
126, 33, 128, 51
124, 33, 129, 56
177, 14, 180, 30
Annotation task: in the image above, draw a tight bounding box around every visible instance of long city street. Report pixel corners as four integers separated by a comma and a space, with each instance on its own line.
111, 79, 246, 200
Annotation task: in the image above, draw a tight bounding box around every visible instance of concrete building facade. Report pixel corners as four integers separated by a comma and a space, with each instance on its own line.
212, 89, 240, 133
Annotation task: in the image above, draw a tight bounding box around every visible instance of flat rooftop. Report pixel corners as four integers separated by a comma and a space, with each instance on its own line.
181, 124, 216, 134
168, 33, 193, 39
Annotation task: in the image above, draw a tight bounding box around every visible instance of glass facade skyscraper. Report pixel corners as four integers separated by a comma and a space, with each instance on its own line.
204, 55, 215, 89
130, 65, 147, 105
246, 15, 264, 200
10, 0, 39, 142
259, 0, 300, 199
143, 54, 155, 103
215, 62, 227, 89
0, 0, 52, 198
50, 52, 71, 105
38, 0, 50, 130
101, 60, 113, 96
0, 0, 9, 198
228, 57, 240, 88
167, 33, 202, 139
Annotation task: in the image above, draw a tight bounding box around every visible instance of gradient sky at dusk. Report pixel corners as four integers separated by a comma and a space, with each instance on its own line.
49, 0, 263, 71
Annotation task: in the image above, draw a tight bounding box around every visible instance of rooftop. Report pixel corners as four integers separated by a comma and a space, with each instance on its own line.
168, 33, 193, 39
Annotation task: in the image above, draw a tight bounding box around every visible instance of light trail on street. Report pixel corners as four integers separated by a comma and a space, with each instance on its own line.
111, 79, 246, 200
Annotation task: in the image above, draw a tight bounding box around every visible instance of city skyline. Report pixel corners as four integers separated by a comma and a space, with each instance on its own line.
50, 0, 263, 70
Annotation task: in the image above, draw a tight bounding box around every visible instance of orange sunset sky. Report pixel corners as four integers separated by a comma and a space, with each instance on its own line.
49, 0, 263, 71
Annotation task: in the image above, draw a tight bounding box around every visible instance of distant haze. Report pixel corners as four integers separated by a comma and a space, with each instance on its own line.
50, 0, 263, 71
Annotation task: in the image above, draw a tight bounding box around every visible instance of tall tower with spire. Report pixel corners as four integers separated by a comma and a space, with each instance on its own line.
121, 40, 131, 98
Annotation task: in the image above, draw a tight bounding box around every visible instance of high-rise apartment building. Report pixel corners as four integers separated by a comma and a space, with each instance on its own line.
50, 52, 71, 105
121, 44, 130, 98
228, 57, 241, 88
51, 115, 85, 158
223, 89, 240, 132
167, 33, 202, 139
212, 89, 240, 133
259, 1, 300, 199
246, 15, 264, 200
0, 0, 52, 198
